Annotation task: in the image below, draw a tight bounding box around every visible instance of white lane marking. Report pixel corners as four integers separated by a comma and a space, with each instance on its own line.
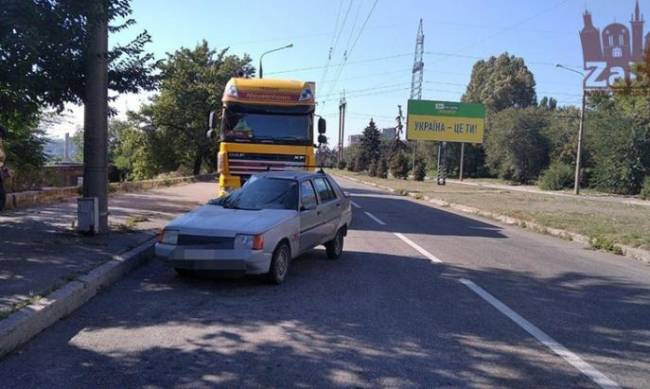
459, 278, 620, 389
350, 200, 361, 209
364, 211, 386, 225
393, 233, 443, 263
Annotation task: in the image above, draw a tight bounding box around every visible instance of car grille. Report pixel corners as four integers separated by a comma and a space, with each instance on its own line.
177, 234, 234, 249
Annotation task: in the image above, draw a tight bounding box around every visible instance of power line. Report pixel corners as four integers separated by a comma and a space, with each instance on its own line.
323, 0, 380, 105
319, 0, 351, 87
266, 52, 411, 76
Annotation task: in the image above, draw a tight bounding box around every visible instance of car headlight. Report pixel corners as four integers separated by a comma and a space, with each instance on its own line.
235, 234, 264, 250
160, 230, 178, 245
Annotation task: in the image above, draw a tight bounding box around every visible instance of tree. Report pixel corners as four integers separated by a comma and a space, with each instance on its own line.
462, 53, 537, 112
413, 157, 427, 181
143, 41, 254, 175
357, 119, 381, 171
377, 157, 388, 179
390, 152, 410, 179
1, 0, 157, 115
484, 107, 550, 184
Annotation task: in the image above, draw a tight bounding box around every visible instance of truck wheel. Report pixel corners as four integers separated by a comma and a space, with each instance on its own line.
268, 243, 290, 284
325, 228, 344, 260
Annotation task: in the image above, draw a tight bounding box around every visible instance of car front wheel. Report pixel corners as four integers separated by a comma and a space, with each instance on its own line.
268, 243, 290, 284
325, 228, 345, 260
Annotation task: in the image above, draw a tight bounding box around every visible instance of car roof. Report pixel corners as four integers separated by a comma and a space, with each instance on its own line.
253, 170, 329, 181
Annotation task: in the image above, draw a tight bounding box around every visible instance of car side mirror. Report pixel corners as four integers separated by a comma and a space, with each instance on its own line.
318, 117, 326, 134
301, 202, 316, 212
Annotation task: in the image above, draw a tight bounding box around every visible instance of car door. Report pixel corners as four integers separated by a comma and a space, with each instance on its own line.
312, 176, 339, 243
299, 179, 321, 253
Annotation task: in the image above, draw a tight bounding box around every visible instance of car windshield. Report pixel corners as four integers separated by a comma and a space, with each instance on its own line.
222, 109, 312, 144
211, 177, 299, 211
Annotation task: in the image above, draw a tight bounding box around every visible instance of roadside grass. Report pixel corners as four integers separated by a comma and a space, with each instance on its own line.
332, 170, 650, 252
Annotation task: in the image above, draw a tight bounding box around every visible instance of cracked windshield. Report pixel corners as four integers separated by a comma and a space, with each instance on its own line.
1, 0, 650, 388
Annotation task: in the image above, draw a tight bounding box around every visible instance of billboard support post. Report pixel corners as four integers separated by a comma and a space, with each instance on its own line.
459, 142, 465, 181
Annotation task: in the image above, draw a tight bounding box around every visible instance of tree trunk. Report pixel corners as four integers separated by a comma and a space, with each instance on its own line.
193, 154, 202, 176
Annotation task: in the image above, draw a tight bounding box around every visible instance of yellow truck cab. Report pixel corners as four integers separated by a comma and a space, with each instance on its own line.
209, 77, 325, 194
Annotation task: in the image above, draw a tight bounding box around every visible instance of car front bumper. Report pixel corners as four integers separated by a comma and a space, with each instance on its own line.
155, 243, 271, 274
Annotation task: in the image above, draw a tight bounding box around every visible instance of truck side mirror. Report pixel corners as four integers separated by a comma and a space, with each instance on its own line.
209, 111, 218, 130
318, 117, 326, 134
318, 134, 327, 145
206, 129, 218, 140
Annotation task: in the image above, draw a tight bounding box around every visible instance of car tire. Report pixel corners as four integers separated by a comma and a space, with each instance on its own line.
325, 228, 345, 260
268, 242, 290, 285
174, 268, 194, 277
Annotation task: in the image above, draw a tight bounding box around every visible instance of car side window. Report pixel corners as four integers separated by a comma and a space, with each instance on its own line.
300, 180, 318, 210
313, 177, 337, 203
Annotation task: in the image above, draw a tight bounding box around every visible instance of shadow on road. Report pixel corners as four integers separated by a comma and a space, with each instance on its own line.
5, 245, 647, 387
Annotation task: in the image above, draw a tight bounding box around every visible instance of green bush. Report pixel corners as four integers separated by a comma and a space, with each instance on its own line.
337, 160, 347, 170
347, 158, 356, 172
390, 152, 410, 179
413, 157, 426, 181
538, 162, 574, 191
368, 159, 378, 177
641, 176, 650, 200
377, 158, 388, 179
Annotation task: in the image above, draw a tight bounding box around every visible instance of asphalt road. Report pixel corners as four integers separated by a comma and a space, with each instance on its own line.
1, 176, 649, 388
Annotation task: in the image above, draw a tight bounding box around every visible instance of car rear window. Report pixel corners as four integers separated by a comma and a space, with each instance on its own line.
313, 177, 337, 202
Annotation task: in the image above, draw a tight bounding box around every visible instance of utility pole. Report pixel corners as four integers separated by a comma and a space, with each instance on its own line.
337, 93, 346, 165
409, 19, 424, 176
556, 64, 586, 195
81, 0, 109, 233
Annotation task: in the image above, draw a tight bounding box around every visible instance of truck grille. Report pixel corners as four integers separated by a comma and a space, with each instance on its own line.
228, 153, 306, 175
177, 234, 234, 249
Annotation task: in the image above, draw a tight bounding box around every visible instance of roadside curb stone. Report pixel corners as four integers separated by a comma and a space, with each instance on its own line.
0, 238, 155, 359
334, 173, 650, 265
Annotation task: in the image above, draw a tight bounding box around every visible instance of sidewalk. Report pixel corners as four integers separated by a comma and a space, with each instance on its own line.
0, 181, 215, 317
448, 179, 650, 208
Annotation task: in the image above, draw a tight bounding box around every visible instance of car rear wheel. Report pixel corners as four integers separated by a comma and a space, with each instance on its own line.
325, 228, 344, 260
268, 243, 290, 284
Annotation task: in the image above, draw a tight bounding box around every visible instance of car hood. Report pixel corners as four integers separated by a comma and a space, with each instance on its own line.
165, 204, 297, 236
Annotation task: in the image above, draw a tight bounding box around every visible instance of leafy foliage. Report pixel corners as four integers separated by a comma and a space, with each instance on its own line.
377, 157, 388, 179
413, 157, 427, 181
485, 107, 549, 184
1, 0, 158, 114
390, 152, 410, 179
640, 177, 650, 200
462, 53, 537, 113
538, 162, 574, 191
136, 41, 254, 176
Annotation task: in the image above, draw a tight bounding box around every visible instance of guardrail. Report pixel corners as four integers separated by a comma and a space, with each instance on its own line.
2, 173, 216, 211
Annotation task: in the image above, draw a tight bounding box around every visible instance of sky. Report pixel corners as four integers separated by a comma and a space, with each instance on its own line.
47, 0, 648, 147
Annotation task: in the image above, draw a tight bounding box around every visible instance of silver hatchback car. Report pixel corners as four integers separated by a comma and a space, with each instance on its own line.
155, 171, 352, 284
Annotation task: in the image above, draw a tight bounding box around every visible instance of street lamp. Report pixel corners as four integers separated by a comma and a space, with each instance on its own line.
259, 44, 293, 79
556, 64, 586, 195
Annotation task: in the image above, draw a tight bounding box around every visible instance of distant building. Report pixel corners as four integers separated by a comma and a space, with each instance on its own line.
381, 127, 396, 141
348, 135, 363, 145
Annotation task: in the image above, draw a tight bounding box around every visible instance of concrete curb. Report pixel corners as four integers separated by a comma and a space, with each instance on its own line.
334, 173, 650, 265
0, 238, 156, 359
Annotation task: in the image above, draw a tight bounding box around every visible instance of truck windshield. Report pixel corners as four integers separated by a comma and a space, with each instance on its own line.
222, 109, 312, 145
